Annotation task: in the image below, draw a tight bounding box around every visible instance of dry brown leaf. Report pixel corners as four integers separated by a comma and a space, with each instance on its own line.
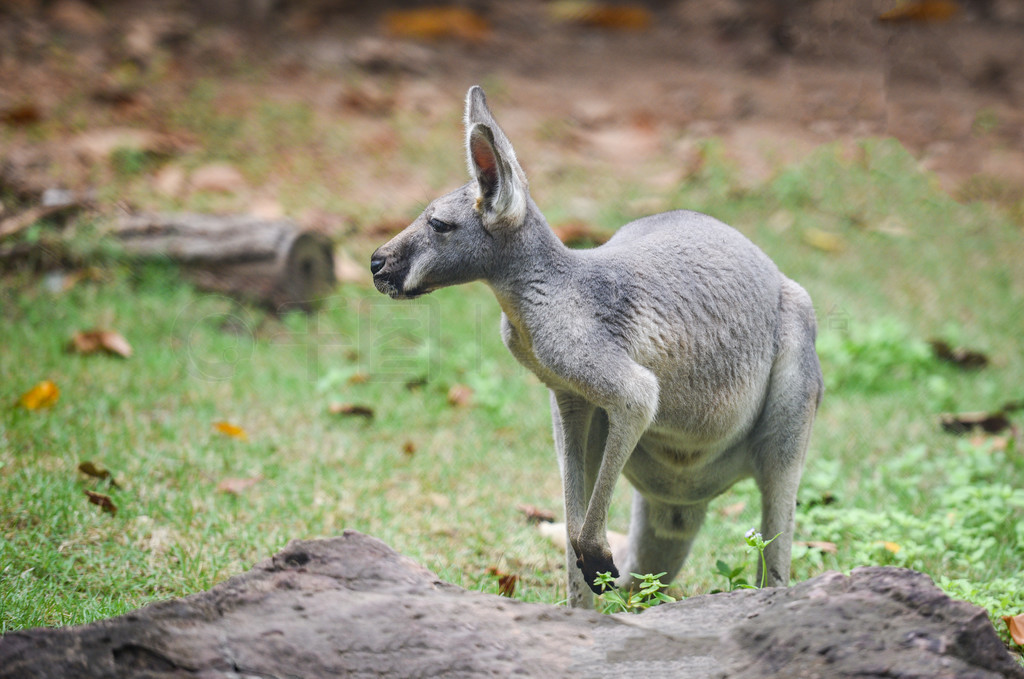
928, 339, 988, 369
84, 489, 117, 515
497, 573, 518, 598
78, 461, 120, 488
549, 2, 652, 30
517, 504, 556, 523
940, 411, 1011, 435
384, 7, 490, 42
402, 440, 417, 457
447, 384, 474, 408
328, 402, 375, 419
68, 329, 132, 358
796, 540, 838, 554
216, 476, 262, 495
213, 421, 249, 440
878, 0, 958, 23
0, 101, 42, 126
18, 380, 59, 410
552, 220, 609, 246
1003, 613, 1024, 646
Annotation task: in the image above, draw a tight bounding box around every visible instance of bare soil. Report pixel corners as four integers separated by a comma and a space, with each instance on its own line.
2, 0, 1023, 225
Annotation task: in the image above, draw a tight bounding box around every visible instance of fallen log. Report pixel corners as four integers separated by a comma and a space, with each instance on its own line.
114, 213, 336, 311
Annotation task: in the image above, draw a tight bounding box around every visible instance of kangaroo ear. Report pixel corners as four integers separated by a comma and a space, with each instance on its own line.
465, 86, 528, 228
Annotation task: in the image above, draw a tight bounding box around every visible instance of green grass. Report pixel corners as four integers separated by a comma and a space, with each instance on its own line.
2, 117, 1023, 658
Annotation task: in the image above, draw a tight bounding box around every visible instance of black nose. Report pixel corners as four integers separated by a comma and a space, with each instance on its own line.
370, 253, 386, 275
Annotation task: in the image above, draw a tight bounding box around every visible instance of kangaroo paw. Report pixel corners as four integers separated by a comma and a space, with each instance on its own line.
576, 552, 619, 594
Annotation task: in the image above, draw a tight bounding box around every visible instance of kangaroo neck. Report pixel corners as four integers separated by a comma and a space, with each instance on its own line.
486, 216, 581, 330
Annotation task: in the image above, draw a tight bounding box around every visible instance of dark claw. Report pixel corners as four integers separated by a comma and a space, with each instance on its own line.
577, 553, 620, 594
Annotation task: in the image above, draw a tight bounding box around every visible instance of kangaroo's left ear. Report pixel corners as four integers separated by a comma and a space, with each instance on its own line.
465, 86, 528, 229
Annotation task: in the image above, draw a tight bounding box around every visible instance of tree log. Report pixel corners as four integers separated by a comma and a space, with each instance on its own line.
115, 213, 336, 311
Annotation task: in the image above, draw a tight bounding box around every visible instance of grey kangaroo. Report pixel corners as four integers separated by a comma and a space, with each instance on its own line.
370, 87, 823, 608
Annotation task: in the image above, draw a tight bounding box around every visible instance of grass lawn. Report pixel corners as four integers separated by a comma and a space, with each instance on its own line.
2, 117, 1023, 656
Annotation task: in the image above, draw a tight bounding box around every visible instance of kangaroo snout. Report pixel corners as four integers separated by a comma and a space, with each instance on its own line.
369, 245, 406, 298
369, 252, 386, 275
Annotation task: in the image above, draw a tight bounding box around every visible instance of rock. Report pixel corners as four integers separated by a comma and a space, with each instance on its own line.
1, 531, 1020, 679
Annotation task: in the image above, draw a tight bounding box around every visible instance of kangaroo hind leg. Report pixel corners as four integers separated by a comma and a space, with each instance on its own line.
617, 491, 709, 591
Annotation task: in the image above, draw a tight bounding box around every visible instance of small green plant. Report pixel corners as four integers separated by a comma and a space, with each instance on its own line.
744, 529, 781, 589
712, 529, 782, 592
713, 559, 749, 591
595, 571, 676, 614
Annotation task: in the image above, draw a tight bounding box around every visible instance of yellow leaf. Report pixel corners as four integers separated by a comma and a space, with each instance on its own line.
883, 541, 901, 553
802, 228, 845, 253
214, 421, 248, 440
19, 380, 59, 410
1003, 613, 1024, 646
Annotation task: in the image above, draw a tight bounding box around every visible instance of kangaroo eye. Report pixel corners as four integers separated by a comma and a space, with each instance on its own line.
428, 217, 456, 234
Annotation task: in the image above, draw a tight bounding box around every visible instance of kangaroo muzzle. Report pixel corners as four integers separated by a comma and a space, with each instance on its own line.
370, 244, 422, 299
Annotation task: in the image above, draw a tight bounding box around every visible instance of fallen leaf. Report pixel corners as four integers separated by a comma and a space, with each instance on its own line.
213, 421, 249, 440
447, 384, 474, 408
78, 461, 120, 488
216, 476, 262, 495
384, 7, 490, 42
796, 540, 838, 554
940, 411, 1011, 435
517, 504, 556, 523
84, 489, 117, 515
328, 403, 375, 419
485, 566, 519, 597
802, 228, 845, 253
497, 573, 518, 598
0, 101, 42, 126
1003, 613, 1024, 646
881, 541, 901, 553
68, 329, 132, 358
928, 339, 988, 369
553, 220, 609, 246
878, 0, 958, 23
548, 2, 652, 30
402, 440, 417, 457
18, 380, 59, 410
348, 372, 370, 384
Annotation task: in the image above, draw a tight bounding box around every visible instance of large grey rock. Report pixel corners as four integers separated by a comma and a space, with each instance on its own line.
1, 530, 1020, 678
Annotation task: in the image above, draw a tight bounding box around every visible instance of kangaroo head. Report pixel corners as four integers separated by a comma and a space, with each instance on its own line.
370, 86, 531, 299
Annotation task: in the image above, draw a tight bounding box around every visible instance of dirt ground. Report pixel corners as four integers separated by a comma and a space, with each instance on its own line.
2, 0, 1024, 224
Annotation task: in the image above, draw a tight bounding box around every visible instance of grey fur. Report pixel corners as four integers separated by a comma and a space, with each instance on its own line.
370, 86, 823, 608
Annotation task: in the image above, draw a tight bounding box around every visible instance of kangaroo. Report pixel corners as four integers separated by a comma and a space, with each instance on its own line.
370, 86, 823, 608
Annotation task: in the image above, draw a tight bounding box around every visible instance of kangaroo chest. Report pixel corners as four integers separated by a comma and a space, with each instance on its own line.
499, 312, 576, 392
